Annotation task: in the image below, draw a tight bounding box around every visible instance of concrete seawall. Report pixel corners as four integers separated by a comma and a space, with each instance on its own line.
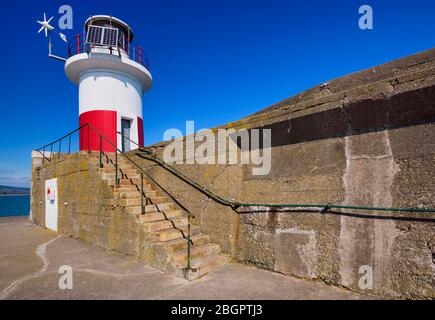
131, 49, 435, 298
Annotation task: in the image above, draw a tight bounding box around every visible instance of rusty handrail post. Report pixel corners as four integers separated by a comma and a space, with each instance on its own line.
42, 147, 45, 164
68, 134, 71, 155
99, 135, 103, 168
58, 139, 62, 159
115, 149, 119, 187
141, 172, 145, 214
187, 215, 191, 270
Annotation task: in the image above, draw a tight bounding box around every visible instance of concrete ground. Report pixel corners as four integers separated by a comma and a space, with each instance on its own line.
0, 216, 371, 300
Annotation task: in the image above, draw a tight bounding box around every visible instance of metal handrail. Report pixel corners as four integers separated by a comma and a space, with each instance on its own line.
139, 153, 435, 215
67, 34, 151, 71
36, 124, 88, 163
36, 124, 193, 271
116, 133, 435, 216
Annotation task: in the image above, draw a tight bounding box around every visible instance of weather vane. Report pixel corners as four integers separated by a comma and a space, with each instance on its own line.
37, 13, 68, 62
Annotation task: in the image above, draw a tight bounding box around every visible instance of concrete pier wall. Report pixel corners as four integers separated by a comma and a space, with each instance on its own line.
131, 49, 435, 298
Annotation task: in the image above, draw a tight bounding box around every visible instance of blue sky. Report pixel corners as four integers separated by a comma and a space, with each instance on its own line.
0, 0, 434, 187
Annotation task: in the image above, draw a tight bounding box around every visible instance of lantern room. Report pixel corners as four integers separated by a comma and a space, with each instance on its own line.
65, 15, 153, 153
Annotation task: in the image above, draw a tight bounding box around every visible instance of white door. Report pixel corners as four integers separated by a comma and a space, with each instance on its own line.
121, 118, 132, 152
45, 178, 58, 231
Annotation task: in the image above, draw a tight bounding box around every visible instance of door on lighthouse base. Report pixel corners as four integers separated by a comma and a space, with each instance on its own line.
121, 118, 132, 152
45, 178, 58, 231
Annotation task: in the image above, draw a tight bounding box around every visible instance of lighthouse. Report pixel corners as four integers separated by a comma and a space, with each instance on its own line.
65, 15, 152, 152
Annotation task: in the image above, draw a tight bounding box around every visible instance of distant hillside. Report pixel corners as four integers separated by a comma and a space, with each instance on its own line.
0, 185, 30, 195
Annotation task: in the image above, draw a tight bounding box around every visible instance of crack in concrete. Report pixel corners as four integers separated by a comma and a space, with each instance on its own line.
0, 235, 61, 300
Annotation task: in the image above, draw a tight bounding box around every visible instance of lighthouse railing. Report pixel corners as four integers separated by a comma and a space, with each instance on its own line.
67, 34, 151, 71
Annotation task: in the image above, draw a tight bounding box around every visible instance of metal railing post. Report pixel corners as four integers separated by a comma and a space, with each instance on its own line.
77, 33, 81, 54
187, 215, 191, 270
50, 144, 53, 161
68, 134, 71, 155
42, 148, 45, 164
115, 150, 118, 187
141, 172, 144, 214
58, 139, 62, 159
99, 135, 103, 168
87, 125, 90, 152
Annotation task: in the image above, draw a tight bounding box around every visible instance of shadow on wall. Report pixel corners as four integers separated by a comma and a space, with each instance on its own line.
243, 86, 435, 149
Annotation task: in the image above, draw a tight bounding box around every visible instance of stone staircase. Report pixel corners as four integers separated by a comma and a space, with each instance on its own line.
91, 153, 229, 279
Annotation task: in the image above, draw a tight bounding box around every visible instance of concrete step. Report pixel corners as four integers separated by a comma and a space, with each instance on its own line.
125, 205, 146, 216
117, 191, 141, 199
172, 243, 220, 267
87, 162, 105, 169
184, 255, 230, 280
101, 154, 131, 162
137, 210, 185, 223
152, 203, 175, 212
121, 200, 174, 211
116, 191, 164, 200
100, 173, 116, 180
119, 178, 151, 187
98, 167, 138, 174
148, 196, 167, 204
118, 172, 141, 180
113, 185, 140, 192
102, 160, 132, 168
155, 225, 201, 242
101, 173, 141, 181
162, 234, 211, 254
142, 217, 188, 232
126, 205, 156, 215
114, 187, 158, 197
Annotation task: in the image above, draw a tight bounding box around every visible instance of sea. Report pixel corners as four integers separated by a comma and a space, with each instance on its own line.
0, 195, 30, 217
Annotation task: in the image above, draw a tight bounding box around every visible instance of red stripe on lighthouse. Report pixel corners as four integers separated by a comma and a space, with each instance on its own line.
79, 110, 117, 152
137, 116, 144, 147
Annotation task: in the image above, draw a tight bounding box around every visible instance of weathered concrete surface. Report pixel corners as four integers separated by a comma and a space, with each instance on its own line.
0, 217, 55, 294
0, 217, 368, 300
30, 49, 435, 299
31, 152, 144, 258
130, 49, 435, 299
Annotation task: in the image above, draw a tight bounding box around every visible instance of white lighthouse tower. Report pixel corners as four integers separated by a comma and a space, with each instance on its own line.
65, 15, 152, 152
